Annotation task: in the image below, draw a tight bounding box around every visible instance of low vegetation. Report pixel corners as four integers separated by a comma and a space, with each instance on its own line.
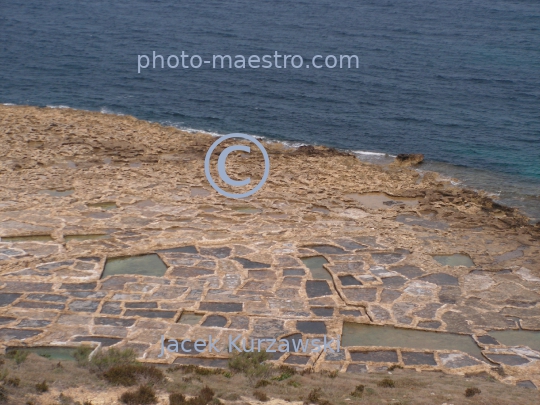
350, 384, 365, 397
73, 346, 94, 367
272, 365, 297, 381
465, 387, 482, 397
120, 385, 157, 405
168, 364, 223, 376
304, 387, 332, 405
89, 347, 138, 372
377, 377, 396, 388
35, 380, 49, 393
0, 348, 537, 404
253, 389, 269, 401
167, 386, 216, 405
6, 350, 29, 365
255, 379, 271, 388
228, 351, 272, 380
103, 363, 164, 386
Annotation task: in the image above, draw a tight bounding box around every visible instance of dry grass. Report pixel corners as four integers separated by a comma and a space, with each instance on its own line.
0, 352, 538, 405
103, 363, 164, 386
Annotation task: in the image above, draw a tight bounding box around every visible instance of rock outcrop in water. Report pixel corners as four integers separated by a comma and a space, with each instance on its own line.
395, 153, 424, 166
0, 105, 539, 389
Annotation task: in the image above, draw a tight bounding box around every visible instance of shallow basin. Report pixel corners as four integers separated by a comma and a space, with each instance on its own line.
6, 346, 80, 361
231, 207, 261, 214
342, 323, 484, 360
87, 202, 117, 210
101, 254, 168, 278
1, 235, 53, 242
65, 234, 110, 242
302, 256, 332, 281
489, 330, 540, 353
433, 254, 474, 267
347, 193, 418, 210
178, 313, 204, 325
38, 189, 74, 197
191, 187, 211, 197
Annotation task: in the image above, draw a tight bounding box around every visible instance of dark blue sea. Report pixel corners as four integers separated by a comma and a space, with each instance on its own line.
1, 0, 539, 221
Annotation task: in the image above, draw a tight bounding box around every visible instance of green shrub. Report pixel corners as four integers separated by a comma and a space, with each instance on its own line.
253, 390, 269, 402
91, 348, 137, 372
120, 385, 157, 405
465, 387, 481, 397
36, 380, 49, 393
176, 364, 222, 376
271, 365, 296, 382
103, 364, 164, 386
228, 352, 271, 379
74, 346, 94, 367
7, 350, 28, 365
377, 377, 395, 388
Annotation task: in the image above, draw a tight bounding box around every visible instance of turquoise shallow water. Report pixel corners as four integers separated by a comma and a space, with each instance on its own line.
1, 0, 539, 220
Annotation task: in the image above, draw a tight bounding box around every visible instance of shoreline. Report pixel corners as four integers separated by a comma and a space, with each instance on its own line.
0, 103, 536, 235
4, 102, 539, 224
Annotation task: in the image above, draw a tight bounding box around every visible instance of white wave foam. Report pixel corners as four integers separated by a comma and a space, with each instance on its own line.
46, 105, 71, 109
2, 103, 15, 106
281, 141, 308, 148
353, 150, 391, 157
100, 107, 124, 116
161, 122, 223, 138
